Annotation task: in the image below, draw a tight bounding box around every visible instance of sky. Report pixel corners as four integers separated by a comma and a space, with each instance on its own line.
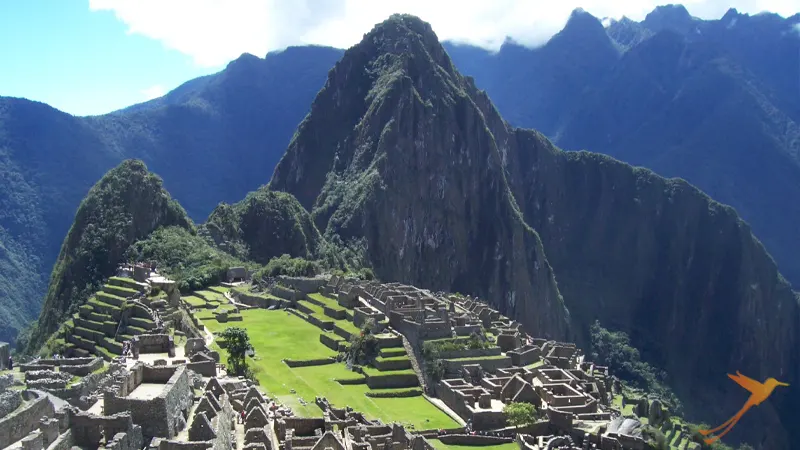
1, 0, 797, 116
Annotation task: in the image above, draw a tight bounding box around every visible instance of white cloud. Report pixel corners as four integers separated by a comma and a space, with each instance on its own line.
141, 84, 166, 101
89, 0, 799, 68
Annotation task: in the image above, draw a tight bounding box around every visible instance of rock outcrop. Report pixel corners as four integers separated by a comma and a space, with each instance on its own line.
270, 14, 569, 341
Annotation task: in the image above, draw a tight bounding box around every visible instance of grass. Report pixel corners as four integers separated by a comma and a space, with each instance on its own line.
208, 286, 230, 294
308, 293, 347, 311
525, 360, 545, 369
379, 348, 407, 358
196, 290, 225, 301
428, 441, 517, 450
444, 355, 508, 362
199, 309, 456, 430
362, 366, 417, 377
183, 296, 207, 307
298, 300, 324, 315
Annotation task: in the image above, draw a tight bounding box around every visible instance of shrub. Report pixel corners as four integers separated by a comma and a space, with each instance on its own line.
348, 321, 378, 365
127, 226, 249, 293
425, 359, 446, 381
257, 254, 320, 278
590, 321, 680, 411
504, 402, 536, 429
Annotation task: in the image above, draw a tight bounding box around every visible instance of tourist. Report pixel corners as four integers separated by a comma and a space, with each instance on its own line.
7, 356, 12, 370
240, 410, 245, 424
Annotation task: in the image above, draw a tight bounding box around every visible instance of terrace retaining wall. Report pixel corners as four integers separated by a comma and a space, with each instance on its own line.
0, 391, 54, 446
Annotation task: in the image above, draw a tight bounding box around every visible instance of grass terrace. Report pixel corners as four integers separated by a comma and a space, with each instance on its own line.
307, 293, 347, 312
429, 441, 516, 450
199, 309, 456, 430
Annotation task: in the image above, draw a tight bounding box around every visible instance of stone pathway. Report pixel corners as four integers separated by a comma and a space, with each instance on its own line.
234, 419, 245, 450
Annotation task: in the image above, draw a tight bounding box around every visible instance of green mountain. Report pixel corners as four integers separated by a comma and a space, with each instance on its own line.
0, 45, 343, 342
20, 159, 192, 352
270, 15, 799, 448
203, 187, 323, 264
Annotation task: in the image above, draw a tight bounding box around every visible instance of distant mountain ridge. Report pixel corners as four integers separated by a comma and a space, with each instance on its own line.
0, 45, 343, 342
444, 6, 800, 290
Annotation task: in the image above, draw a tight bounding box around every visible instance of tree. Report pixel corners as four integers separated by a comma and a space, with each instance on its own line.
219, 327, 253, 376
348, 320, 377, 365
504, 402, 536, 429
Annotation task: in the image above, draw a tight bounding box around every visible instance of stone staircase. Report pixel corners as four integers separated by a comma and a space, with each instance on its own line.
65, 277, 158, 361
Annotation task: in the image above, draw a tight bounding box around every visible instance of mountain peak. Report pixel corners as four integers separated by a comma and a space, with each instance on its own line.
643, 4, 697, 34
564, 8, 605, 32
550, 7, 611, 47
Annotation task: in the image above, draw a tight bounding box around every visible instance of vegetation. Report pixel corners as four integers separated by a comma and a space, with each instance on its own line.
348, 320, 378, 365
127, 226, 250, 292
428, 441, 516, 450
219, 327, 254, 377
503, 402, 537, 429
20, 160, 192, 354
204, 187, 323, 264
422, 332, 491, 359
199, 309, 456, 429
256, 254, 320, 278
590, 321, 680, 412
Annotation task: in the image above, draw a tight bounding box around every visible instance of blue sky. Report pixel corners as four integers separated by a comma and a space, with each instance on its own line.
2, 0, 796, 117
0, 1, 217, 116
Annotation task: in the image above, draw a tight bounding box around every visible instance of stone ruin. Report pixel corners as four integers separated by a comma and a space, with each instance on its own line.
317, 277, 649, 448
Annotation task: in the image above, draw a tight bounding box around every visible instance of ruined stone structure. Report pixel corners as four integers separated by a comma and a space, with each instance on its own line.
316, 277, 651, 448
105, 363, 194, 441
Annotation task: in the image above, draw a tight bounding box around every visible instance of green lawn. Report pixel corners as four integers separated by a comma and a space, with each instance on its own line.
525, 360, 545, 369
183, 296, 207, 307
196, 290, 226, 301
428, 440, 517, 450
200, 309, 456, 430
308, 293, 347, 311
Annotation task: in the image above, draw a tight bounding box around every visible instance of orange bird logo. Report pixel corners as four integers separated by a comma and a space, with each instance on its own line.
699, 372, 789, 445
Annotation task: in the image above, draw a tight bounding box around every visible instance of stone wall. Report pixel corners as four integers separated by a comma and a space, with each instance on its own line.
0, 391, 55, 446
186, 361, 217, 377
438, 434, 512, 445
0, 391, 21, 419
105, 365, 193, 441
0, 343, 8, 369
135, 334, 174, 354
283, 358, 337, 368
271, 285, 304, 301
364, 373, 419, 389
0, 373, 15, 392
436, 347, 502, 360
443, 356, 511, 374
235, 291, 288, 309
278, 276, 328, 294
47, 429, 74, 450
69, 409, 143, 450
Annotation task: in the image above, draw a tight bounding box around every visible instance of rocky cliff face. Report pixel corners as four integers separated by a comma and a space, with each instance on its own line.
23, 160, 192, 352
271, 15, 799, 448
270, 15, 569, 340
203, 187, 322, 264
446, 8, 800, 295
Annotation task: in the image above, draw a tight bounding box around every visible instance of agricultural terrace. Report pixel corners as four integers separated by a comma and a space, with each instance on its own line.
428, 441, 517, 450
199, 307, 458, 430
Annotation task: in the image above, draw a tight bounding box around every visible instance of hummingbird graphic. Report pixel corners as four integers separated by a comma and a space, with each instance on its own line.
699, 372, 789, 445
